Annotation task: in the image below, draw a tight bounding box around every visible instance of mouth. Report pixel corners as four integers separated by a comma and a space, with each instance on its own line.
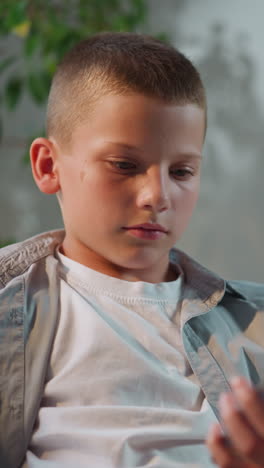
122, 224, 168, 240
123, 223, 168, 233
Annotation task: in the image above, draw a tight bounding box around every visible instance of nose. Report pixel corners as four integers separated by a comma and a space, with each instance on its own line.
136, 166, 170, 213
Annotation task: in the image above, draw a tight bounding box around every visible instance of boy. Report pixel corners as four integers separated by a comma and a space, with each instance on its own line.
0, 32, 264, 468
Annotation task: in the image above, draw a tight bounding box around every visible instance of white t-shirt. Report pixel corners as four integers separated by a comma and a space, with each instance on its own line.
23, 251, 217, 468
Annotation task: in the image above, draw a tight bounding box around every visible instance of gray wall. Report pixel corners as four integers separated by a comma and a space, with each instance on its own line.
1, 0, 263, 282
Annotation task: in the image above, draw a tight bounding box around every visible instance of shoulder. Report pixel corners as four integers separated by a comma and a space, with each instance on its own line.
225, 279, 264, 308
0, 229, 65, 288
170, 247, 264, 309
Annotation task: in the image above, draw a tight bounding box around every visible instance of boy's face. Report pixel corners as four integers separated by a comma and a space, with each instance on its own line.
54, 93, 205, 282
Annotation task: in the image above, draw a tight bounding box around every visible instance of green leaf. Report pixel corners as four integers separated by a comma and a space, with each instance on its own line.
154, 32, 170, 43
5, 1, 28, 30
132, 0, 146, 10
5, 76, 24, 109
110, 15, 131, 31
0, 56, 16, 74
27, 71, 51, 104
130, 0, 147, 21
44, 55, 57, 76
24, 34, 39, 56
55, 30, 84, 59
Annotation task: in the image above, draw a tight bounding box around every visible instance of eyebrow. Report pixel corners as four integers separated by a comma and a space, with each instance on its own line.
104, 142, 141, 152
104, 141, 202, 159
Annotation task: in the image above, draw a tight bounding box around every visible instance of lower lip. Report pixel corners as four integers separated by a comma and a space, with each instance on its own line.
124, 228, 165, 240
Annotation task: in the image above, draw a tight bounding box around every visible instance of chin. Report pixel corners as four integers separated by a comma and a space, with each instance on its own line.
115, 250, 165, 270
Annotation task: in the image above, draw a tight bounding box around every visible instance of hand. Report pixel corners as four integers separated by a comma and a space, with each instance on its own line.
206, 377, 264, 467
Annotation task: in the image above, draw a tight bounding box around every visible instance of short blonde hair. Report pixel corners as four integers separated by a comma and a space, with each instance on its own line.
46, 32, 206, 147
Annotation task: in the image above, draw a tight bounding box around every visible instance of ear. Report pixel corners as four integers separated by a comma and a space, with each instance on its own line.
30, 137, 60, 194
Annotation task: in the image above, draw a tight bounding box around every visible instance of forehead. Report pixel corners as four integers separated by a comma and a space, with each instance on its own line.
69, 93, 205, 156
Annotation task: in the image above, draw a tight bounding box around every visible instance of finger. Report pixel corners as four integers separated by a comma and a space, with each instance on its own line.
207, 423, 246, 468
219, 391, 264, 465
231, 377, 264, 438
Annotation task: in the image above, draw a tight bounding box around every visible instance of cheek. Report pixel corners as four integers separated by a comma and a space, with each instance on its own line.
78, 177, 129, 219
172, 182, 200, 212
171, 187, 199, 238
189, 185, 200, 208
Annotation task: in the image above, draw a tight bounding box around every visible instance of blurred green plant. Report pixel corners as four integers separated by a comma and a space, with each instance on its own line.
0, 0, 148, 106
0, 239, 15, 248
0, 0, 167, 153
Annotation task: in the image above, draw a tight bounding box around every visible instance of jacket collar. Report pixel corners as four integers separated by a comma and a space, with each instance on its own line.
169, 248, 226, 324
0, 229, 243, 314
0, 229, 65, 287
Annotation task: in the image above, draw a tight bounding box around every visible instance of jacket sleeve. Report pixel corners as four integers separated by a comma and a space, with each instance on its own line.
0, 277, 26, 468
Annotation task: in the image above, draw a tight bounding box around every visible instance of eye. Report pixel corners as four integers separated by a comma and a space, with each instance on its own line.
170, 168, 194, 179
108, 159, 197, 179
109, 160, 137, 171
